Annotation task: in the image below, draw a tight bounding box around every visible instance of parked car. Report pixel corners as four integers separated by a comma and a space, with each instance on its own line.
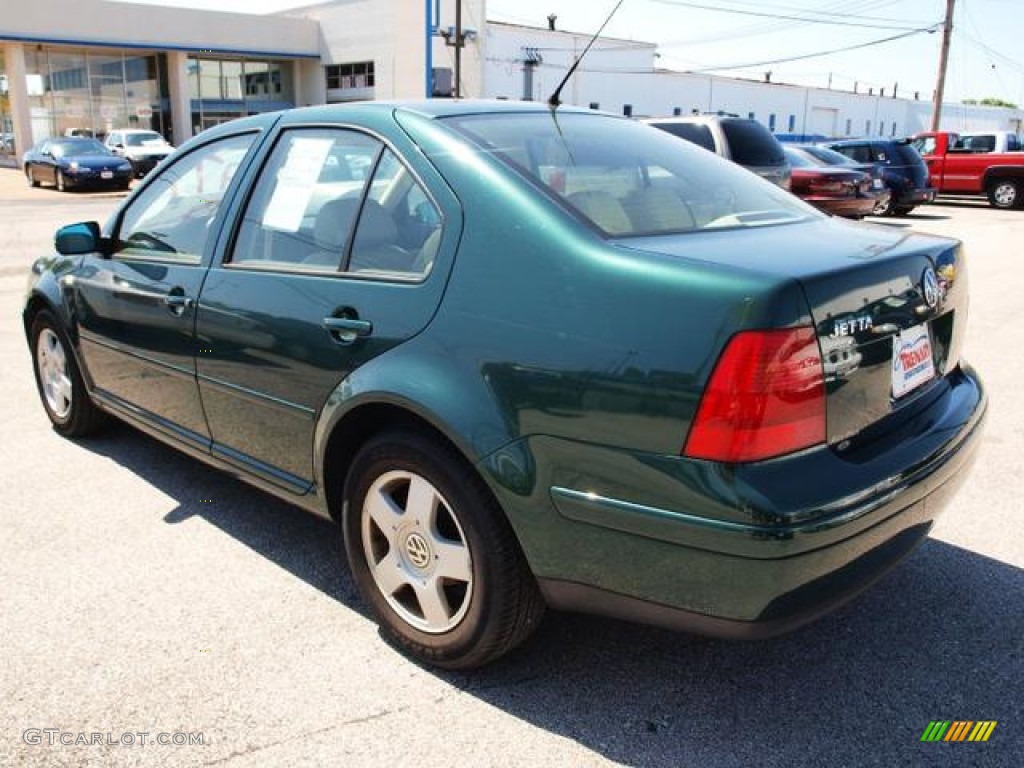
23, 137, 133, 192
825, 138, 935, 216
785, 144, 891, 215
105, 129, 174, 177
25, 101, 986, 669
781, 145, 880, 218
910, 131, 1024, 209
645, 114, 791, 189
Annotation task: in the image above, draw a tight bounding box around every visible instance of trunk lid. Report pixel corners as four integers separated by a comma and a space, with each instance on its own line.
620, 217, 967, 447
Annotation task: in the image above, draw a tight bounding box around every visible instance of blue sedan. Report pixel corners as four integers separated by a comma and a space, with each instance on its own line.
23, 138, 133, 192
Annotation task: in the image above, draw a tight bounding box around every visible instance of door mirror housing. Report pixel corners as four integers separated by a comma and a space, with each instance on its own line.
55, 221, 102, 255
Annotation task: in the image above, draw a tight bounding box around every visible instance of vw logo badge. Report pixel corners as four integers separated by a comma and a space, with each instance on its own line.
922, 267, 940, 309
405, 532, 431, 569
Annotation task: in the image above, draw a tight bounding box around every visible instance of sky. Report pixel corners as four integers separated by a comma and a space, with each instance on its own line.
116, 0, 1024, 106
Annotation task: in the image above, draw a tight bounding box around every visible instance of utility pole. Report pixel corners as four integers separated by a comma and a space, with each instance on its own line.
454, 0, 462, 98
930, 0, 955, 131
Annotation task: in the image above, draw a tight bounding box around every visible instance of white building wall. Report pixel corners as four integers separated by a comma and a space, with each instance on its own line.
290, 0, 486, 100
484, 21, 1024, 137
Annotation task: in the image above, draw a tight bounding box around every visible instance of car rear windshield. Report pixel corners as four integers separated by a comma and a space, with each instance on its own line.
800, 145, 858, 166
649, 122, 716, 152
444, 112, 816, 237
720, 119, 786, 166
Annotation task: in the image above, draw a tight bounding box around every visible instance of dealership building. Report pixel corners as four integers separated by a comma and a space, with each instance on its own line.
3, 0, 1022, 164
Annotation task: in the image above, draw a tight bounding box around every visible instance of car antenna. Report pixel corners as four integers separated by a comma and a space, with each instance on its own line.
548, 0, 626, 108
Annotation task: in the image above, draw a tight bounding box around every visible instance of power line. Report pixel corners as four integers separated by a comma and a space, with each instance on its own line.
644, 0, 934, 30
688, 24, 941, 72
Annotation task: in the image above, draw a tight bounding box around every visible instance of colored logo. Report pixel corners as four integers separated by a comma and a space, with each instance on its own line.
920, 721, 997, 742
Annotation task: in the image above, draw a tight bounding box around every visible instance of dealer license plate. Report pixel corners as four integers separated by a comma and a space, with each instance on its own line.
100, 171, 113, 179
891, 323, 935, 398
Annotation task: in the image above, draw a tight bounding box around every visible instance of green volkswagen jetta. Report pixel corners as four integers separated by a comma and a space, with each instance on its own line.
24, 101, 986, 668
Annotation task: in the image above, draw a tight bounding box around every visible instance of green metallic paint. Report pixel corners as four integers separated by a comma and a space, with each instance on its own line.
24, 101, 988, 639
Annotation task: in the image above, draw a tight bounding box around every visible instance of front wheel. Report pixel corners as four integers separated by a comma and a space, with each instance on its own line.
342, 431, 544, 669
30, 311, 106, 436
55, 169, 68, 193
987, 179, 1021, 209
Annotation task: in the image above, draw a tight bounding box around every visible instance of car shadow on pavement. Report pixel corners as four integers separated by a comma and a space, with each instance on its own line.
80, 421, 366, 613
80, 422, 1022, 767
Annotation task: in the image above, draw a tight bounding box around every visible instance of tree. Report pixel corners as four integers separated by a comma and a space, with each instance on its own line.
962, 97, 1019, 108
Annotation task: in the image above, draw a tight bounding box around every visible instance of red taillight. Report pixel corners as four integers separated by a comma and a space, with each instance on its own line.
808, 178, 847, 196
683, 327, 826, 462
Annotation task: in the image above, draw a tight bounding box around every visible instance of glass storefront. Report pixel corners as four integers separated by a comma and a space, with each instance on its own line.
1, 49, 14, 157
18, 47, 168, 147
187, 57, 294, 134
2, 46, 298, 155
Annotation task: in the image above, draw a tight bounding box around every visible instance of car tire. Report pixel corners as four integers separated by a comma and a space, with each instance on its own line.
342, 430, 544, 669
987, 179, 1021, 209
872, 191, 893, 216
26, 166, 39, 188
30, 310, 106, 437
55, 169, 68, 193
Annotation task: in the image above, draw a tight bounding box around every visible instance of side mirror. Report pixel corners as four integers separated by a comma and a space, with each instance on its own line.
55, 222, 102, 256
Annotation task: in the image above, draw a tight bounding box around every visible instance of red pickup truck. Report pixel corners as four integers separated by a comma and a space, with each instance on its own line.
910, 131, 1024, 209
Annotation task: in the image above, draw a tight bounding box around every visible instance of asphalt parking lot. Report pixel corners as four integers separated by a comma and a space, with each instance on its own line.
1, 166, 1021, 768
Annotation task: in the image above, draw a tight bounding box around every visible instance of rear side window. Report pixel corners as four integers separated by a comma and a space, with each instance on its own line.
651, 122, 716, 152
230, 128, 440, 279
836, 144, 873, 164
720, 119, 785, 166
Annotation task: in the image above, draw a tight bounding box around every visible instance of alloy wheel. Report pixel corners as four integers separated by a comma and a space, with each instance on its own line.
360, 470, 473, 634
36, 328, 73, 420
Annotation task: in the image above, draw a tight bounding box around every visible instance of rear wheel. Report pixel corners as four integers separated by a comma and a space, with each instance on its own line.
342, 430, 544, 669
26, 166, 39, 188
872, 190, 893, 216
30, 311, 105, 436
987, 179, 1020, 209
55, 169, 68, 193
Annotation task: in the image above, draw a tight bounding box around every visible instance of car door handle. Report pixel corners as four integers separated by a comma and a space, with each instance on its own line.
163, 291, 194, 315
322, 316, 373, 344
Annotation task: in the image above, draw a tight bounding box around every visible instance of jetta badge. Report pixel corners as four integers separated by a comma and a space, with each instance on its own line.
922, 267, 940, 309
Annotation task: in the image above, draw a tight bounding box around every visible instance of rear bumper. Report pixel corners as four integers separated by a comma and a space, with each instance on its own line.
488, 364, 986, 635
808, 196, 878, 218
896, 186, 937, 206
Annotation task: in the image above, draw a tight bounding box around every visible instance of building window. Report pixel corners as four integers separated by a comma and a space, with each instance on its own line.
768, 113, 776, 131
845, 118, 852, 136
326, 62, 375, 91
865, 120, 871, 135
787, 114, 796, 132
589, 102, 600, 110
622, 104, 633, 117
891, 121, 898, 136
879, 122, 885, 136
748, 111, 755, 120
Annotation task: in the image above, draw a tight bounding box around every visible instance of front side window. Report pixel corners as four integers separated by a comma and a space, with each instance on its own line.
447, 112, 815, 237
231, 129, 440, 278
117, 132, 255, 264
